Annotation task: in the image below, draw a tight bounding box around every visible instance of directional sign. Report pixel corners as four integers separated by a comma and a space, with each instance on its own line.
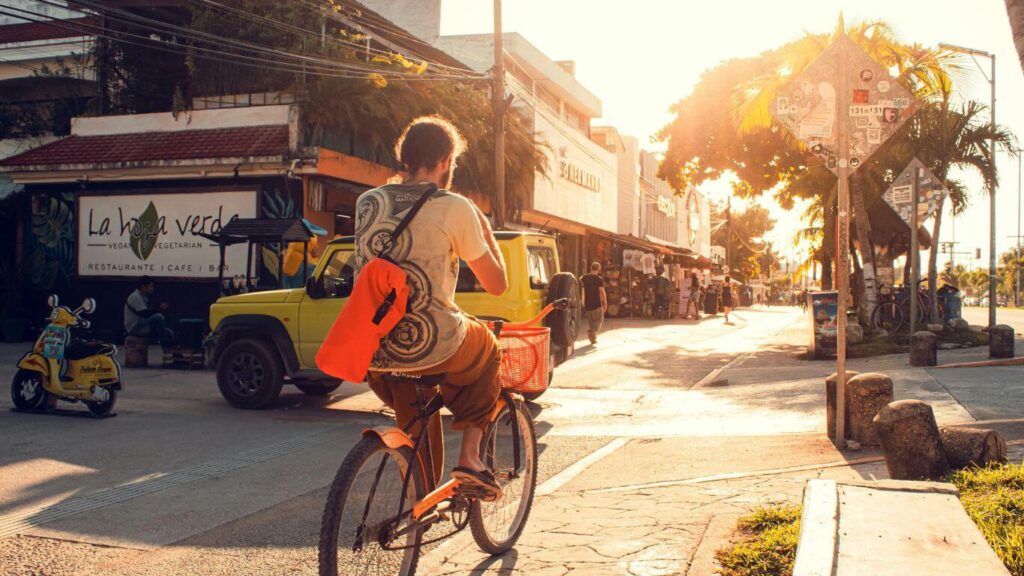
883, 158, 949, 225
770, 35, 918, 175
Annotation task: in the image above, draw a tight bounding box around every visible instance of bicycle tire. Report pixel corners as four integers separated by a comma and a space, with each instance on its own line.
469, 398, 538, 555
319, 435, 425, 576
871, 301, 904, 332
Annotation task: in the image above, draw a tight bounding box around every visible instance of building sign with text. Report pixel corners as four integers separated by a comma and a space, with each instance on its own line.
78, 190, 257, 278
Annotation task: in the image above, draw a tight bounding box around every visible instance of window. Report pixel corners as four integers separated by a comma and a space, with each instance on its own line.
528, 246, 557, 290
319, 250, 355, 298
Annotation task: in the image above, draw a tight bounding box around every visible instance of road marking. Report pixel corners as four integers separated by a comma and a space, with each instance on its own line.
588, 455, 887, 494
536, 436, 629, 496
0, 427, 342, 539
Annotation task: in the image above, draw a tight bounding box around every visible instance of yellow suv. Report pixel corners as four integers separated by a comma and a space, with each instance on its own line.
206, 231, 580, 408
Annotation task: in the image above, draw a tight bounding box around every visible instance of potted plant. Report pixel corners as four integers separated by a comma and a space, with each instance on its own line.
0, 257, 28, 342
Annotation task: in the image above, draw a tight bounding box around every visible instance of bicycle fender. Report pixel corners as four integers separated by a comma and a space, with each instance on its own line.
362, 426, 413, 450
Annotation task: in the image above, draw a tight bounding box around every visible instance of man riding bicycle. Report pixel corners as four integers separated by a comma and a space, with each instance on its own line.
353, 116, 508, 501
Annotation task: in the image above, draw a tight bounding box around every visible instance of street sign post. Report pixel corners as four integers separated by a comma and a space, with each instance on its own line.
770, 33, 918, 447
883, 158, 950, 334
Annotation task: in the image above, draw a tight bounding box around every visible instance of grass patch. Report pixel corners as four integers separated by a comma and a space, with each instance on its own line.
950, 464, 1024, 575
716, 505, 802, 576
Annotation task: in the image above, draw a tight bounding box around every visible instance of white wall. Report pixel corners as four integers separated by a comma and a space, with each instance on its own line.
531, 110, 617, 233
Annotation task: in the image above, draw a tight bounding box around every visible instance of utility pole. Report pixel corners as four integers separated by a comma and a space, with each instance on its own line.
492, 0, 507, 229
726, 196, 732, 275
910, 166, 920, 335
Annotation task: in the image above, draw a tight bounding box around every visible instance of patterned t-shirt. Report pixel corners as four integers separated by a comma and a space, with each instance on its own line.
354, 183, 489, 372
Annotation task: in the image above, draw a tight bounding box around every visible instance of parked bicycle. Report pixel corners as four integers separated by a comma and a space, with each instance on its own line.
317, 300, 567, 576
871, 279, 945, 332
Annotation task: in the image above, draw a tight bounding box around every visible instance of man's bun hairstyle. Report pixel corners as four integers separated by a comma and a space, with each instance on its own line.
395, 115, 466, 174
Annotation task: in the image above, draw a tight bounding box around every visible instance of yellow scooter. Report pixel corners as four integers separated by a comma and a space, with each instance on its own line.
11, 295, 123, 417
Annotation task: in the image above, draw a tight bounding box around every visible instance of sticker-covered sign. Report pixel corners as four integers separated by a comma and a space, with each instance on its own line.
770, 35, 918, 175
882, 158, 949, 225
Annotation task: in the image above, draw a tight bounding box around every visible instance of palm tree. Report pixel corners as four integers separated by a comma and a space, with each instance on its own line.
1006, 0, 1024, 75
882, 96, 1016, 321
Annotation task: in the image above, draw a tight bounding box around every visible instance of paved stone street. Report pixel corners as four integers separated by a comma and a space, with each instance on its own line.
1, 305, 1022, 575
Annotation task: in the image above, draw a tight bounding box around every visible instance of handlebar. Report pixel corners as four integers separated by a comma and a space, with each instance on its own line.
489, 298, 570, 334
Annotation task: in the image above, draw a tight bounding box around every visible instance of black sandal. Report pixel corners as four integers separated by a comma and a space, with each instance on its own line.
451, 467, 503, 502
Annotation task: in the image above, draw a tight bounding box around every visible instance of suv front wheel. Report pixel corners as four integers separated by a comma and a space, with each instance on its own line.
216, 338, 284, 409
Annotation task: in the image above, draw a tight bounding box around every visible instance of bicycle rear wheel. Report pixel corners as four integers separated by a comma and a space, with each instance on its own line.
469, 397, 538, 555
319, 435, 425, 576
872, 301, 904, 332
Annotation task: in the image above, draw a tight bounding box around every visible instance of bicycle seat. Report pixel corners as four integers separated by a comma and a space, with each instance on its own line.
381, 373, 447, 387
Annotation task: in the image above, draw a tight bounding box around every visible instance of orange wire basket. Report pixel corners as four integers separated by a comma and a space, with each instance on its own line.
493, 325, 550, 395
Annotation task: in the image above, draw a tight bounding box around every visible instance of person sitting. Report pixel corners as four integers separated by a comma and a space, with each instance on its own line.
124, 276, 175, 347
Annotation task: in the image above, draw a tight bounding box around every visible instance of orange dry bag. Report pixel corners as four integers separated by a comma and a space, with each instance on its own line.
315, 184, 436, 382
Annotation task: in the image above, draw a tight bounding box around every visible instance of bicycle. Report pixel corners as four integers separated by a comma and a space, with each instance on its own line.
317, 300, 567, 576
871, 283, 905, 332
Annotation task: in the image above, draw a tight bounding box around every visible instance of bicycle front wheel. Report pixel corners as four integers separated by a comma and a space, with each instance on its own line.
470, 397, 538, 555
872, 301, 904, 332
319, 435, 425, 576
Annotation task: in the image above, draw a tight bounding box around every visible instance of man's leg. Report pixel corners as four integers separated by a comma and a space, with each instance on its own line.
147, 314, 175, 347
367, 374, 445, 487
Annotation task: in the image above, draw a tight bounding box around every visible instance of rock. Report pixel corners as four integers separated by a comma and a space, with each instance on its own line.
847, 373, 894, 447
969, 324, 986, 333
124, 336, 149, 368
825, 371, 860, 441
847, 323, 865, 345
949, 318, 969, 332
846, 440, 862, 451
939, 426, 1007, 470
989, 324, 1015, 359
873, 400, 950, 480
875, 328, 889, 337
910, 331, 937, 367
937, 342, 959, 350
927, 323, 945, 333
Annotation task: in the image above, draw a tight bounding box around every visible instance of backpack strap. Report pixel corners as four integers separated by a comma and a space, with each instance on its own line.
377, 183, 438, 259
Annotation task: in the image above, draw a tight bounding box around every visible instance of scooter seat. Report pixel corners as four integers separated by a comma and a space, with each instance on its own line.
65, 340, 115, 360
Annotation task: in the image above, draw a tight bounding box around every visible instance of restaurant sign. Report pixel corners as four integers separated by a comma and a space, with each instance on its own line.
78, 190, 257, 278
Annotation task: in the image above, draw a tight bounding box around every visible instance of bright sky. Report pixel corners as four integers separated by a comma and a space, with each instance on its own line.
441, 0, 1024, 271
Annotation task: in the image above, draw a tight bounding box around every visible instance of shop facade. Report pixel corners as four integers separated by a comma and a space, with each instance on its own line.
0, 104, 395, 339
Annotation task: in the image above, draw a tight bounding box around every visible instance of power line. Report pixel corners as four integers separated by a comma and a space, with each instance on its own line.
1, 4, 481, 82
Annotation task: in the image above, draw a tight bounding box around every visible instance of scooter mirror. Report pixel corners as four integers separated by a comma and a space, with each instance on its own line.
47, 294, 59, 308
80, 298, 97, 314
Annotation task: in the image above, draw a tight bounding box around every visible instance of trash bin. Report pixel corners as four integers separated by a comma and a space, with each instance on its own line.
936, 285, 962, 321
704, 286, 719, 315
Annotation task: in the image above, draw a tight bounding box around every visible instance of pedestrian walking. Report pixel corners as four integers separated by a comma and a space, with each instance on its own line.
685, 269, 702, 320
581, 261, 607, 344
722, 276, 733, 323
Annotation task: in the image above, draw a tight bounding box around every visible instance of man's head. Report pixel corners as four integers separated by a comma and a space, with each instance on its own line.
725, 275, 731, 283
395, 116, 466, 189
590, 262, 601, 273
138, 275, 155, 295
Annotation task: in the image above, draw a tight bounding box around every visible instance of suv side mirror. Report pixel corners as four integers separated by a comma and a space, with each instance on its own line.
306, 276, 322, 299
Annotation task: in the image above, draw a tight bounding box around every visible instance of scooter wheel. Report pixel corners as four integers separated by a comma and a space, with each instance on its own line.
85, 389, 117, 417
11, 370, 48, 411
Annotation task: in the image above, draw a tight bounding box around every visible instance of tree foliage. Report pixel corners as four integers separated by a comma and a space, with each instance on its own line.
710, 203, 776, 282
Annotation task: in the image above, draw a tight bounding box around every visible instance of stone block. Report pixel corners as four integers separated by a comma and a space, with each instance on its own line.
927, 323, 945, 333
825, 371, 860, 441
847, 323, 864, 345
847, 373, 894, 447
873, 400, 950, 480
939, 426, 1007, 470
124, 336, 149, 368
949, 318, 969, 332
989, 324, 1015, 359
910, 331, 937, 366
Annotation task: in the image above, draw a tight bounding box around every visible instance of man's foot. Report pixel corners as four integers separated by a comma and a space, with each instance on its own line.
452, 467, 502, 502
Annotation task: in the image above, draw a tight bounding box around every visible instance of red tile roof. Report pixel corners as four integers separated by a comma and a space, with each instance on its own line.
0, 125, 290, 169
0, 17, 98, 45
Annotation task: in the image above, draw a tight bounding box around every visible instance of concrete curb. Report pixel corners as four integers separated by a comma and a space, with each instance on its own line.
792, 480, 838, 576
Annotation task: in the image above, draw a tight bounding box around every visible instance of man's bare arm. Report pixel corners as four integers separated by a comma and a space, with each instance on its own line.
599, 286, 608, 311
466, 204, 508, 296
